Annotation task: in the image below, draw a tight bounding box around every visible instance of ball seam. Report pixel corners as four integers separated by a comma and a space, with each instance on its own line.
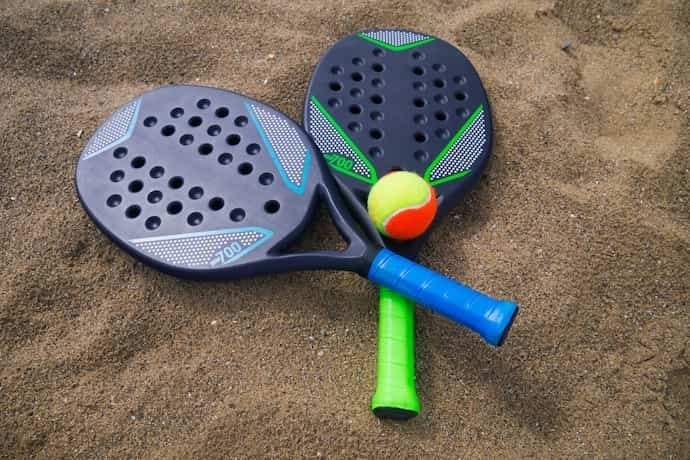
380, 188, 433, 230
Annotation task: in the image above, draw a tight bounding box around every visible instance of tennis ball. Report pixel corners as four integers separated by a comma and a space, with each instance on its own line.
367, 171, 437, 240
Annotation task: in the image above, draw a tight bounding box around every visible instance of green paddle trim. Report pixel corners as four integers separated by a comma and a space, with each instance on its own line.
311, 96, 378, 184
357, 33, 436, 52
424, 104, 484, 185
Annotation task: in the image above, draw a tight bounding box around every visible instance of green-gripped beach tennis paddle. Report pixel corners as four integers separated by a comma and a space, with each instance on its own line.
304, 29, 510, 419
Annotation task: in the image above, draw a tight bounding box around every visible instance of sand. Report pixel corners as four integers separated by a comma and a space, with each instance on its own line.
1, 0, 688, 458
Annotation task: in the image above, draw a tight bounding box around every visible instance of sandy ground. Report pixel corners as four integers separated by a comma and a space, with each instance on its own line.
1, 0, 688, 458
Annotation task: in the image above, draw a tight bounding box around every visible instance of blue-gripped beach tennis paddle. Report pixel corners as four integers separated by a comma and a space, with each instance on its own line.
75, 85, 516, 377
303, 30, 511, 419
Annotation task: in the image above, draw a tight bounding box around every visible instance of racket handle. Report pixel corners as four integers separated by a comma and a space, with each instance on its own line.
368, 249, 517, 346
371, 288, 419, 419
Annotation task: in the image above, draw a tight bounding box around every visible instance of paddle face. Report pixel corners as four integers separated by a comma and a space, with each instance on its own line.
76, 85, 370, 279
76, 84, 517, 352
304, 29, 493, 254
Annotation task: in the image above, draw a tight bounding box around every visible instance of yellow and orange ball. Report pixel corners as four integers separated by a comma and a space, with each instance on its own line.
367, 171, 437, 240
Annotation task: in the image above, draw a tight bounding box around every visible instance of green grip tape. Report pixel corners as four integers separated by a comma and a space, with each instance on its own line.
371, 287, 420, 419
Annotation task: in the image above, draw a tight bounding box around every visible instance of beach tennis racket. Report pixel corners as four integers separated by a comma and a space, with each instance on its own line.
75, 85, 516, 362
304, 30, 512, 419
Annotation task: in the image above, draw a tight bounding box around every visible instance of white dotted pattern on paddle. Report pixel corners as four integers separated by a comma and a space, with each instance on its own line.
131, 229, 270, 268
82, 99, 140, 159
362, 30, 430, 47
429, 109, 486, 181
308, 101, 372, 179
249, 104, 308, 189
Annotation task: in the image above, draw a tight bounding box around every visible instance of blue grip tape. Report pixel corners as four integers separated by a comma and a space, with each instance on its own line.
367, 249, 518, 346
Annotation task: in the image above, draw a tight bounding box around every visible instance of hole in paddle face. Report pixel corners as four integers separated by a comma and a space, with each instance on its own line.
145, 216, 161, 230
259, 173, 274, 185
169, 176, 184, 189
197, 99, 211, 109
150, 166, 165, 178
207, 125, 221, 136
125, 205, 141, 219
161, 125, 175, 136
167, 201, 182, 215
227, 134, 241, 146
456, 107, 470, 118
180, 134, 194, 146
351, 72, 364, 82
110, 170, 125, 182
329, 82, 342, 92
352, 57, 364, 66
198, 143, 213, 155
147, 191, 163, 203
131, 157, 146, 168
350, 88, 363, 98
230, 208, 245, 222
171, 107, 184, 118
348, 122, 363, 132
246, 143, 260, 155
128, 180, 143, 193
113, 147, 128, 159
436, 128, 450, 139
370, 129, 383, 140
264, 200, 280, 214
435, 111, 449, 121
331, 65, 344, 75
209, 197, 224, 211
414, 114, 428, 125
328, 98, 341, 108
106, 194, 122, 207
414, 132, 428, 143
349, 104, 362, 115
143, 117, 157, 127
187, 212, 203, 226
188, 187, 204, 200
188, 116, 202, 127
238, 162, 253, 175
371, 78, 384, 88
369, 147, 383, 158
453, 75, 467, 84
235, 116, 248, 127
215, 107, 229, 118
218, 153, 233, 165
414, 150, 429, 161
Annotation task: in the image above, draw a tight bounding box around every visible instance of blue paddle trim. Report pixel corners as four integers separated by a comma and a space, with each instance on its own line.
245, 102, 310, 195
83, 98, 141, 160
130, 227, 273, 267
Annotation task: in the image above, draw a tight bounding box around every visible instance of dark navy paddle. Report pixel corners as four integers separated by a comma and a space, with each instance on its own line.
303, 29, 513, 418
76, 85, 516, 368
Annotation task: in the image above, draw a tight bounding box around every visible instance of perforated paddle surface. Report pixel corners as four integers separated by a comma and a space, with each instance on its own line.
304, 29, 493, 221
77, 85, 327, 278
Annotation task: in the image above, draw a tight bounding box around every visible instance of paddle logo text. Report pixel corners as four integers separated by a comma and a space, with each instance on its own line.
211, 242, 244, 266
323, 153, 355, 174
